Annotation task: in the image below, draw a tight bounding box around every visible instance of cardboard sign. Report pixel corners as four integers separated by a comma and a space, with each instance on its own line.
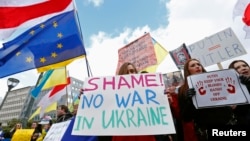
61, 117, 98, 141
11, 129, 34, 141
72, 73, 176, 135
43, 120, 71, 141
162, 71, 184, 88
187, 69, 250, 108
187, 27, 247, 67
116, 33, 157, 73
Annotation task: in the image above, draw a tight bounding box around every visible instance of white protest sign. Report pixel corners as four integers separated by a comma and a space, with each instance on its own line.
187, 69, 250, 109
72, 73, 176, 135
187, 27, 247, 67
43, 120, 71, 141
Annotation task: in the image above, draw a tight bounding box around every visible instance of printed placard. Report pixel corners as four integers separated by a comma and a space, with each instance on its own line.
187, 69, 250, 108
72, 73, 176, 135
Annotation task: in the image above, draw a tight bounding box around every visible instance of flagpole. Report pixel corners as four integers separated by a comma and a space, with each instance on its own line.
66, 68, 69, 107
72, 1, 93, 77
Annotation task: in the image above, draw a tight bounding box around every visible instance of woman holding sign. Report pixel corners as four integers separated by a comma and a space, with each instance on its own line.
228, 60, 250, 126
178, 59, 235, 141
112, 62, 157, 141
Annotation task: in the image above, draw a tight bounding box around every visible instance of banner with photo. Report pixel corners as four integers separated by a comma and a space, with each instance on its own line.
169, 43, 190, 69
162, 71, 184, 88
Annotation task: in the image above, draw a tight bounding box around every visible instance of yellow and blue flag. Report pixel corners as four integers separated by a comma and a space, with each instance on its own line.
142, 37, 168, 72
31, 67, 67, 98
0, 10, 86, 78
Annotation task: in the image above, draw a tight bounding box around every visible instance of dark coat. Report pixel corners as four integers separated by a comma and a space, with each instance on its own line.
56, 113, 73, 123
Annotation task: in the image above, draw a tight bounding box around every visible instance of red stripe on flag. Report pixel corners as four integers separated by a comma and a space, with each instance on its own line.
243, 3, 250, 26
0, 0, 72, 28
49, 77, 70, 97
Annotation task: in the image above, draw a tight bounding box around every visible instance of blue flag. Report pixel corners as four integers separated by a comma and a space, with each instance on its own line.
31, 70, 53, 98
62, 117, 98, 141
0, 10, 86, 78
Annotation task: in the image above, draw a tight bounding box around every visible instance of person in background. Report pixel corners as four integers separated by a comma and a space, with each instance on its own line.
112, 62, 156, 141
31, 116, 52, 141
30, 123, 42, 141
9, 123, 22, 138
56, 105, 73, 123
31, 121, 38, 129
178, 59, 235, 141
228, 59, 250, 126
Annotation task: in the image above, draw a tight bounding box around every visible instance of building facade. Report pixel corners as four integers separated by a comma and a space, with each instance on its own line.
0, 77, 84, 127
0, 86, 33, 126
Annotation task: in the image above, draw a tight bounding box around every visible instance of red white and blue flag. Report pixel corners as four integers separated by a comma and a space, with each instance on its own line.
233, 0, 250, 38
0, 0, 73, 40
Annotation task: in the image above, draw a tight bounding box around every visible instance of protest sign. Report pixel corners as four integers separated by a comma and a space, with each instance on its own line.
187, 69, 250, 108
162, 71, 184, 88
43, 120, 71, 141
11, 129, 34, 141
170, 43, 190, 69
187, 27, 247, 67
72, 73, 176, 135
61, 117, 98, 141
116, 33, 157, 72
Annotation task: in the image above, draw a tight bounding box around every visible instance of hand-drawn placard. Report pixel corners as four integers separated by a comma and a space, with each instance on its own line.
72, 73, 176, 135
187, 27, 247, 67
43, 120, 71, 141
187, 69, 250, 108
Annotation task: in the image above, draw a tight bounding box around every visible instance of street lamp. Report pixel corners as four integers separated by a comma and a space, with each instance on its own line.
0, 78, 20, 126
7, 78, 20, 92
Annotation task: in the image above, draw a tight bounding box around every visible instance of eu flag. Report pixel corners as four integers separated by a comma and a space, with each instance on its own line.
0, 10, 86, 78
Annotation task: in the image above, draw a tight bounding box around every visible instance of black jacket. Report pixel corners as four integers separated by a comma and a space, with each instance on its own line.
56, 112, 73, 123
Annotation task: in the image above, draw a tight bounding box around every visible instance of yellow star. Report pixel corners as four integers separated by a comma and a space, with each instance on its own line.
16, 52, 21, 56
40, 57, 46, 63
57, 33, 63, 38
53, 21, 58, 28
26, 57, 33, 63
51, 52, 58, 58
57, 43, 63, 49
40, 24, 45, 28
29, 30, 35, 35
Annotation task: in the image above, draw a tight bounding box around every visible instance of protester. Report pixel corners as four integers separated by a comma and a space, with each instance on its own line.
36, 116, 53, 141
9, 123, 22, 138
228, 59, 250, 126
30, 122, 42, 141
178, 59, 235, 141
56, 105, 73, 123
31, 121, 38, 129
112, 62, 156, 141
165, 86, 183, 141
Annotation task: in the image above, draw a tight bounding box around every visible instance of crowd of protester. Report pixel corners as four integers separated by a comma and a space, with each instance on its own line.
0, 59, 250, 141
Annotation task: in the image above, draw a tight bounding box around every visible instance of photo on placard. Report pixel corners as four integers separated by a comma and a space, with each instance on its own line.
162, 71, 184, 88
